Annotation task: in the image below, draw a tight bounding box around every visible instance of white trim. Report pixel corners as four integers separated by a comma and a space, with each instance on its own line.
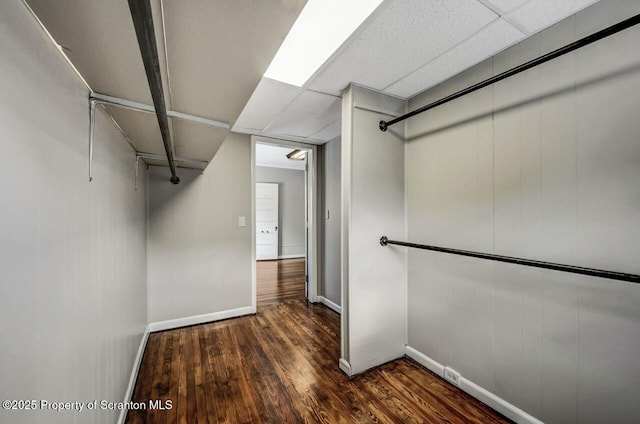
339, 358, 352, 377
317, 295, 342, 314
117, 326, 150, 424
405, 346, 544, 424
255, 163, 305, 171
405, 345, 445, 377
252, 136, 319, 306
278, 254, 306, 259
148, 306, 253, 332
341, 86, 353, 368
349, 353, 404, 376
251, 141, 257, 313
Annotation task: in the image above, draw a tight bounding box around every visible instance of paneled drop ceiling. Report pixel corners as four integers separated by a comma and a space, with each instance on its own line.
25, 0, 601, 171
234, 0, 600, 144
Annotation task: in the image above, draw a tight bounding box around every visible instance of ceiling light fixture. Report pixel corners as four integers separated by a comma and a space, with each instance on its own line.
264, 0, 384, 87
286, 149, 307, 161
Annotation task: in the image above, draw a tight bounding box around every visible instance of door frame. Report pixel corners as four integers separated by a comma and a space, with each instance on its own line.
251, 135, 319, 312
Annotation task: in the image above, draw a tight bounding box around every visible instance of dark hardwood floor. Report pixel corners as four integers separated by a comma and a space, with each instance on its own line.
257, 258, 306, 306
126, 300, 511, 423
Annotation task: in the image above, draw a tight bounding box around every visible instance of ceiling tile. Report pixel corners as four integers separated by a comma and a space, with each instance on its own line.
508, 0, 601, 34
305, 0, 498, 96
266, 91, 341, 138
385, 19, 525, 98
480, 0, 530, 14
233, 78, 303, 132
309, 120, 342, 142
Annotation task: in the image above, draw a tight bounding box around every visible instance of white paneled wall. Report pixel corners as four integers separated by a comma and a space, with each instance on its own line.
0, 2, 147, 423
341, 85, 406, 375
405, 0, 640, 423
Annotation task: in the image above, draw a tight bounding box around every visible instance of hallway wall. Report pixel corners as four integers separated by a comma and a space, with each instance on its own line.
320, 136, 342, 306
256, 166, 306, 258
405, 0, 640, 422
0, 2, 148, 423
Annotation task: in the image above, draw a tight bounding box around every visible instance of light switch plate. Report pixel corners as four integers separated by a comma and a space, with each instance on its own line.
238, 216, 246, 227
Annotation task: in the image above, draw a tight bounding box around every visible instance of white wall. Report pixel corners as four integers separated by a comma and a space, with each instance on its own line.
405, 0, 640, 423
0, 2, 148, 423
256, 166, 306, 258
321, 137, 342, 306
341, 85, 407, 375
147, 132, 252, 323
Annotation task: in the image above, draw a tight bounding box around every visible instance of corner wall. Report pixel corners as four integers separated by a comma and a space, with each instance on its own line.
146, 132, 252, 324
0, 2, 148, 423
341, 85, 407, 374
405, 1, 640, 422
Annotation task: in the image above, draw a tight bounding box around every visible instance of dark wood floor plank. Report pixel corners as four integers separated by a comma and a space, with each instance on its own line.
257, 258, 306, 306
146, 332, 169, 424
127, 258, 511, 424
126, 332, 160, 423
261, 307, 355, 424
126, 301, 512, 424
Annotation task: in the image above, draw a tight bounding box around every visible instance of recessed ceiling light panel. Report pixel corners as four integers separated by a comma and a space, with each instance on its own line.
264, 0, 384, 87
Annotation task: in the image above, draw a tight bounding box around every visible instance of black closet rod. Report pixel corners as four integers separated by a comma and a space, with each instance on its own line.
379, 12, 640, 132
379, 236, 640, 284
128, 0, 180, 184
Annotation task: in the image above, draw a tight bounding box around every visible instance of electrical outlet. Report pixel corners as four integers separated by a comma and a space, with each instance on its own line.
443, 366, 460, 387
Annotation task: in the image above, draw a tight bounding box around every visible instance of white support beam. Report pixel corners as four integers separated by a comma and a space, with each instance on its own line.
136, 151, 209, 166
90, 92, 230, 129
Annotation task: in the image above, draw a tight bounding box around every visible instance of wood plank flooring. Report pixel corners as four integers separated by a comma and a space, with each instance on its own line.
126, 300, 511, 424
257, 258, 306, 306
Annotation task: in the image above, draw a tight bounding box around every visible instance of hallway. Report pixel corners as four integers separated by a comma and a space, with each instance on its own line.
257, 258, 307, 306
126, 300, 510, 423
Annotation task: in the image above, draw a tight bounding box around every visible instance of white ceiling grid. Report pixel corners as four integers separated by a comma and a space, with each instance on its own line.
265, 91, 341, 140
508, 0, 601, 33
235, 0, 600, 145
233, 78, 304, 132
305, 0, 499, 96
384, 18, 525, 98
26, 0, 602, 170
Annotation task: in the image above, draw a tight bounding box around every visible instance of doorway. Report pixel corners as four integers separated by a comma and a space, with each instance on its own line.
251, 137, 318, 311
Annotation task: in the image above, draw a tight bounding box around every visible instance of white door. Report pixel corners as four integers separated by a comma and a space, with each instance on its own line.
256, 183, 279, 260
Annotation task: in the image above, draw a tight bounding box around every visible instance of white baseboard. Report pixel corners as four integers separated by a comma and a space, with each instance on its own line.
117, 325, 150, 424
405, 346, 543, 424
339, 358, 352, 377
317, 295, 341, 314
148, 306, 253, 332
405, 346, 444, 376
278, 254, 306, 259
349, 352, 405, 376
